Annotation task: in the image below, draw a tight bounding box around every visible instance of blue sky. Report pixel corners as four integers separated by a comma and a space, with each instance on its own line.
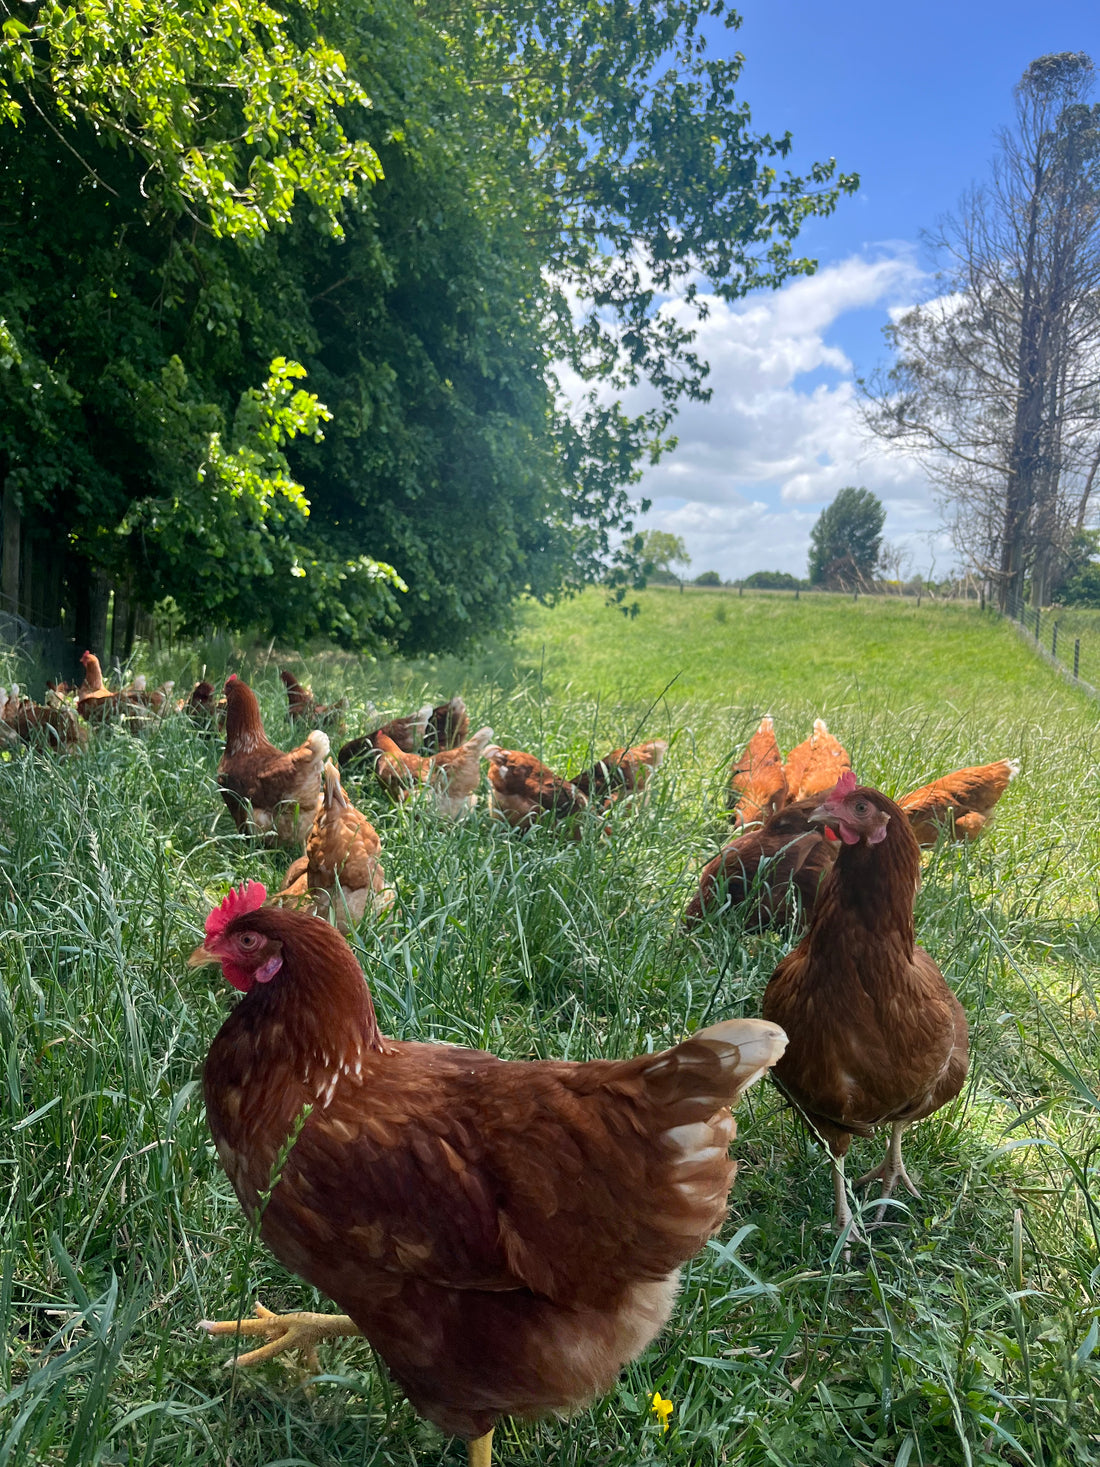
627, 1, 1100, 581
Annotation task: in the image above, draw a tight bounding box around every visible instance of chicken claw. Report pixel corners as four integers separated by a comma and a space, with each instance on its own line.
855, 1121, 922, 1222
200, 1302, 362, 1371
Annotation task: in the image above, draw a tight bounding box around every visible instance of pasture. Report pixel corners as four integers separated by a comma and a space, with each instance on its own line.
1, 588, 1097, 1465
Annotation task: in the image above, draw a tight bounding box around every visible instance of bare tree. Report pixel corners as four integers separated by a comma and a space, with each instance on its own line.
862, 53, 1100, 609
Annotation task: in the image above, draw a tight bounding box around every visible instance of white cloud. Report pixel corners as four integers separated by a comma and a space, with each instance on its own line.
610, 250, 954, 580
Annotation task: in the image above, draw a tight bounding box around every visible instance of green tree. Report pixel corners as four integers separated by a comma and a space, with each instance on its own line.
808, 487, 886, 589
640, 531, 692, 578
0, 0, 398, 649
1, 0, 858, 654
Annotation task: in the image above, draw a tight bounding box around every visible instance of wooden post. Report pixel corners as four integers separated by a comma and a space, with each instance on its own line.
1074, 639, 1081, 679
1052, 623, 1058, 660
2, 478, 20, 615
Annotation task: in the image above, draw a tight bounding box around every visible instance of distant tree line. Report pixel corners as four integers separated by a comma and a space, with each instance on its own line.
0, 0, 856, 660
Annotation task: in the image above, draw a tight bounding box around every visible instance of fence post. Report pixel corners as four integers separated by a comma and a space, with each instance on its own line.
1052, 622, 1058, 660
1035, 607, 1040, 642
1075, 639, 1081, 679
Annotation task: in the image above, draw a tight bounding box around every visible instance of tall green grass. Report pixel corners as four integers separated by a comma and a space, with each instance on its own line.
0, 590, 1097, 1464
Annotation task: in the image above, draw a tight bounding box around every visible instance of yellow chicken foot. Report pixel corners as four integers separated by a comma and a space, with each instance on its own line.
468, 1429, 494, 1467
199, 1302, 362, 1370
855, 1121, 921, 1221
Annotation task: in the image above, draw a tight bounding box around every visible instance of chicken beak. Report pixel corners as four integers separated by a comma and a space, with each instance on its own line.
808, 801, 833, 826
188, 941, 219, 969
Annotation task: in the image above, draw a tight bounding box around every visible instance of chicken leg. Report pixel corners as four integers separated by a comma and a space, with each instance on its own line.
468, 1429, 494, 1466
200, 1302, 362, 1371
855, 1121, 921, 1220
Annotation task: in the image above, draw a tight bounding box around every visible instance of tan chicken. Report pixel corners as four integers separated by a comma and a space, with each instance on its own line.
484, 747, 589, 830
727, 715, 788, 827
897, 759, 1018, 846
217, 675, 329, 846
571, 740, 668, 809
276, 761, 394, 930
194, 886, 788, 1466
372, 726, 495, 818
783, 719, 850, 801
685, 798, 836, 930
762, 771, 968, 1244
75, 651, 135, 722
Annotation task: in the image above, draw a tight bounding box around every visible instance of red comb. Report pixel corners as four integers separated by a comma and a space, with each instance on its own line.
226, 673, 238, 685
833, 769, 857, 798
205, 882, 267, 941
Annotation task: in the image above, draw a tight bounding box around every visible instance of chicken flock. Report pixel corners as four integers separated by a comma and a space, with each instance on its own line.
3, 655, 1020, 1465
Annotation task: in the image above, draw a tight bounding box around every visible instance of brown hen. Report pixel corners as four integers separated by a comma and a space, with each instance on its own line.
783, 719, 850, 801
337, 704, 434, 771
195, 887, 787, 1465
484, 747, 589, 830
423, 695, 470, 753
217, 676, 329, 847
762, 771, 968, 1242
0, 685, 87, 749
571, 739, 668, 809
897, 759, 1018, 846
727, 715, 788, 828
279, 669, 349, 734
685, 797, 836, 930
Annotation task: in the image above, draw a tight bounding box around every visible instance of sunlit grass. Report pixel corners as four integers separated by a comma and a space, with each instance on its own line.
1, 591, 1097, 1464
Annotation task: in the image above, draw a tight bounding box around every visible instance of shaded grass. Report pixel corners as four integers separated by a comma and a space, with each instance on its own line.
0, 591, 1097, 1464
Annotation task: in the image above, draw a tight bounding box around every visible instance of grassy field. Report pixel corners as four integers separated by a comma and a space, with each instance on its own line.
1, 588, 1098, 1466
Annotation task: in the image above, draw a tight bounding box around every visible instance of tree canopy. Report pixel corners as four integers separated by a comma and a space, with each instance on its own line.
861, 53, 1100, 611
807, 487, 885, 589
639, 530, 692, 578
0, 0, 857, 654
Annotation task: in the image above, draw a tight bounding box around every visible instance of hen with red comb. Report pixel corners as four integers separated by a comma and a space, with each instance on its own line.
763, 778, 968, 1248
191, 901, 787, 1466
217, 676, 329, 847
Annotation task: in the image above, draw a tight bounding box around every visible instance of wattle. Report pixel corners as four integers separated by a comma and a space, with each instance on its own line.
222, 962, 254, 993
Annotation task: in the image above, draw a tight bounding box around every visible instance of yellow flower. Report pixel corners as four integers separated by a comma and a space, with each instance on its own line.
650, 1390, 674, 1433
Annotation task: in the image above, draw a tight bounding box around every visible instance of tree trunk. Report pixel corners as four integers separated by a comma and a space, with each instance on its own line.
70, 560, 111, 656
2, 478, 20, 615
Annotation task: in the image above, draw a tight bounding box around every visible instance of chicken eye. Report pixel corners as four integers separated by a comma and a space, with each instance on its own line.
237, 932, 259, 950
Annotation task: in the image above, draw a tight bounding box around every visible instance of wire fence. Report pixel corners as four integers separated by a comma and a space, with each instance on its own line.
1004, 590, 1100, 697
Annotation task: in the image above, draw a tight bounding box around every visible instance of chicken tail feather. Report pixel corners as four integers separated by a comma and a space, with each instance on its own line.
641, 1018, 787, 1114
